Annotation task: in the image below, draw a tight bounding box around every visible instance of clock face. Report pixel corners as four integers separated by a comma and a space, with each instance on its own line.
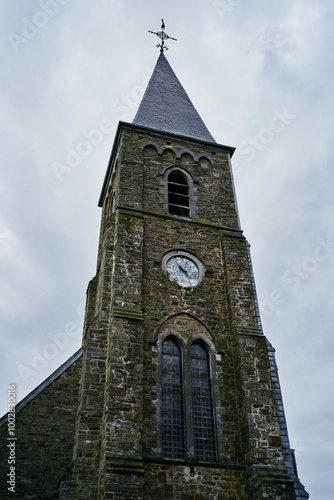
161, 251, 205, 288
166, 256, 199, 287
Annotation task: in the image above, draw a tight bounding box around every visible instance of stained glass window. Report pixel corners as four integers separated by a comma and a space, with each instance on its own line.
161, 338, 185, 459
190, 342, 216, 462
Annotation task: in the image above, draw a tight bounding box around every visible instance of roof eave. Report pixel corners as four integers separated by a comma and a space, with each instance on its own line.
0, 348, 83, 426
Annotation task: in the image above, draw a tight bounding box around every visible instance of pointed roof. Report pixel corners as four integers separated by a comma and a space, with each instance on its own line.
132, 53, 216, 143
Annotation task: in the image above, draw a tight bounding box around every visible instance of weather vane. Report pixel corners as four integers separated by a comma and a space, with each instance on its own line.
148, 19, 177, 52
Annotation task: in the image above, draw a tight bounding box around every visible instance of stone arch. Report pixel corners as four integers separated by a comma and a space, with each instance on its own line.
142, 141, 159, 155
179, 152, 194, 167
196, 153, 213, 164
177, 148, 196, 163
156, 328, 186, 351
162, 167, 197, 219
154, 312, 216, 350
141, 142, 214, 166
161, 147, 177, 162
154, 313, 223, 464
163, 165, 193, 181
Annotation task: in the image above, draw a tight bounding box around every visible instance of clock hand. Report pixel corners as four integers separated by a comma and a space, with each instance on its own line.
177, 263, 189, 276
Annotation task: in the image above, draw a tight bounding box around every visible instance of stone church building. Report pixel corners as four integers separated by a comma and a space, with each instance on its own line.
0, 47, 308, 499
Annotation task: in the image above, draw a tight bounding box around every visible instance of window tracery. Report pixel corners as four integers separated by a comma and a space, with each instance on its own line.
161, 336, 216, 463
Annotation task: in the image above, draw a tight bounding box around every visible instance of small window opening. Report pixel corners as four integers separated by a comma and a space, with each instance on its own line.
168, 171, 190, 217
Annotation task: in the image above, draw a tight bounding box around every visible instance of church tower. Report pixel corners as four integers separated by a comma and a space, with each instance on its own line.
0, 25, 309, 500
58, 45, 308, 499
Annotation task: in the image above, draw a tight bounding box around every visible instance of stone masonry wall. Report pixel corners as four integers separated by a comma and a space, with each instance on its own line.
60, 124, 299, 498
142, 463, 245, 499
0, 355, 82, 499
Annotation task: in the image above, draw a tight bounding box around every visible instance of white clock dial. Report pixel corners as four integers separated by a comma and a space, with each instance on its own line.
161, 251, 205, 288
166, 256, 199, 287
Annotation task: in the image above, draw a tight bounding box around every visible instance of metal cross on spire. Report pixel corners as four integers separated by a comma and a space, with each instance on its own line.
148, 19, 177, 52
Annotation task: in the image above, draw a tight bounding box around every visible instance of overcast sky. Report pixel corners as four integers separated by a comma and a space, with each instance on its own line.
1, 1, 333, 497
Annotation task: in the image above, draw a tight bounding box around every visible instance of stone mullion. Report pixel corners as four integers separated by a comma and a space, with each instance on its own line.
183, 346, 195, 463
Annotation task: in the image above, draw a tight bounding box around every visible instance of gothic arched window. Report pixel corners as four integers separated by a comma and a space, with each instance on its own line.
168, 171, 190, 217
190, 342, 216, 462
161, 338, 185, 459
161, 337, 216, 463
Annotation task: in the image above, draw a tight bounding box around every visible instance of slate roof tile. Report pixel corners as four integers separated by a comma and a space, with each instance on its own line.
133, 52, 215, 143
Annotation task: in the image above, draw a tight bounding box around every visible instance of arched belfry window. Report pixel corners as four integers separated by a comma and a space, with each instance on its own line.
190, 342, 216, 462
161, 338, 185, 459
168, 171, 190, 217
160, 337, 217, 463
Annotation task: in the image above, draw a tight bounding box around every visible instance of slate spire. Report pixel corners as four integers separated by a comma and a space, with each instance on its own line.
133, 52, 216, 143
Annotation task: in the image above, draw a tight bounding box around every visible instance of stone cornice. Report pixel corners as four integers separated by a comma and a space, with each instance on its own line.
117, 207, 243, 238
